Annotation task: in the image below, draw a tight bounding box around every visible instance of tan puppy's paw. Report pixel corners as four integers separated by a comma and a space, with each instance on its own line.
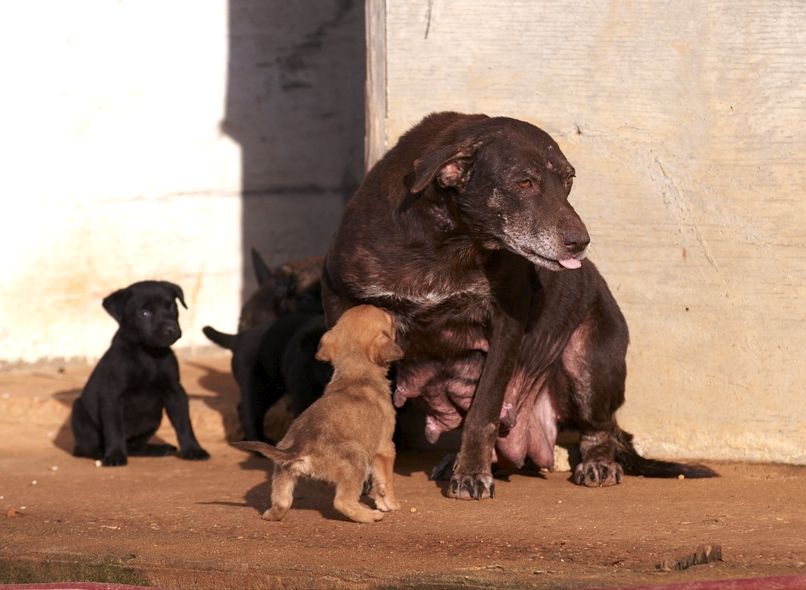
345, 506, 386, 523
262, 508, 287, 521
369, 479, 400, 511
374, 496, 401, 512
365, 509, 386, 523
375, 498, 400, 512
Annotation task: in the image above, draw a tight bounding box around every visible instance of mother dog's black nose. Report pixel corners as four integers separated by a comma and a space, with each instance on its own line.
563, 228, 590, 254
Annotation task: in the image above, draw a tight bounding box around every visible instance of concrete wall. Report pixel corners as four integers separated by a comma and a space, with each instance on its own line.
370, 1, 806, 464
0, 0, 364, 364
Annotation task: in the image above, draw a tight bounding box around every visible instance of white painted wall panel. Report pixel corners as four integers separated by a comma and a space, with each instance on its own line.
0, 1, 242, 363
0, 0, 363, 364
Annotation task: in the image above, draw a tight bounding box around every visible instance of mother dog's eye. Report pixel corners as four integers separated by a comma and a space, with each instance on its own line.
139, 310, 153, 320
517, 179, 532, 189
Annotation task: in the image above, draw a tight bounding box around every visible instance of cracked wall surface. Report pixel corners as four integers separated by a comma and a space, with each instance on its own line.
375, 1, 806, 463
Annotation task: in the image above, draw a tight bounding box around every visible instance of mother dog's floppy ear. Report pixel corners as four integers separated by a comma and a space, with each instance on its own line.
161, 281, 188, 309
410, 140, 482, 194
102, 287, 131, 323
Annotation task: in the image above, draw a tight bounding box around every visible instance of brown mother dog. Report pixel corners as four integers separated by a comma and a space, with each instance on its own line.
323, 112, 715, 500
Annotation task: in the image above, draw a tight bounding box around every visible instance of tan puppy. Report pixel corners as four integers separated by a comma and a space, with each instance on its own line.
233, 305, 403, 523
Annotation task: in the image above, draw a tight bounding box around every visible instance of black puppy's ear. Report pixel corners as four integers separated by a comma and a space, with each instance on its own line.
410, 140, 482, 194
102, 288, 130, 323
250, 247, 274, 286
161, 281, 187, 309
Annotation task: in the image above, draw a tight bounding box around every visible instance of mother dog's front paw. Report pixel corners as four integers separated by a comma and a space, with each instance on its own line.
179, 448, 210, 461
448, 473, 495, 500
573, 460, 623, 487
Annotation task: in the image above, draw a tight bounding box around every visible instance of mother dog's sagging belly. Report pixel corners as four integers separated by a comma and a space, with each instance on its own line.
497, 372, 558, 469
394, 352, 559, 470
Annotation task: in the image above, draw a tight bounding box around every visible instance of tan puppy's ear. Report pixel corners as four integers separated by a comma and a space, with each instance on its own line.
315, 331, 336, 362
370, 333, 404, 366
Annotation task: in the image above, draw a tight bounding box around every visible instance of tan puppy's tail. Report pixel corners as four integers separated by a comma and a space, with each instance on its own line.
231, 441, 294, 463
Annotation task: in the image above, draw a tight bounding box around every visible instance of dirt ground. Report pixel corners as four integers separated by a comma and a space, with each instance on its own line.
1, 354, 805, 589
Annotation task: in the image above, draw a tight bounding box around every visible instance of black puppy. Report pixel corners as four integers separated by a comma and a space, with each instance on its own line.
71, 281, 210, 466
204, 249, 329, 442
238, 248, 325, 331
203, 313, 331, 443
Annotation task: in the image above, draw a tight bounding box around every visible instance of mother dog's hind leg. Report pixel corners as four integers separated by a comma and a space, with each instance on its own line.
561, 318, 629, 487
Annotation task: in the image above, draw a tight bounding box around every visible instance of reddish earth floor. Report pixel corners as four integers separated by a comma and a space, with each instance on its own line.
1, 355, 804, 589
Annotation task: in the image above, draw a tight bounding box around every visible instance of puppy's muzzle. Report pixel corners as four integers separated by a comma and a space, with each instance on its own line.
159, 324, 181, 345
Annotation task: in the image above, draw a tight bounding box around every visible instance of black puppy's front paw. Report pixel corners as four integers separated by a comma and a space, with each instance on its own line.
573, 460, 623, 487
102, 451, 128, 467
448, 472, 495, 500
179, 447, 210, 461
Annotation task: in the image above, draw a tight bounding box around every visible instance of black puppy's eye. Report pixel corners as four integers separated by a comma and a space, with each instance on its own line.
139, 310, 153, 320
517, 179, 532, 189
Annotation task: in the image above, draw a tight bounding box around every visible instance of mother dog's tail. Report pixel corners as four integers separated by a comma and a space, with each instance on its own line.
615, 428, 718, 478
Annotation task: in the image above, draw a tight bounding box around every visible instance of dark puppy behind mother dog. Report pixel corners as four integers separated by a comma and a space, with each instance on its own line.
71, 281, 209, 466
323, 111, 715, 500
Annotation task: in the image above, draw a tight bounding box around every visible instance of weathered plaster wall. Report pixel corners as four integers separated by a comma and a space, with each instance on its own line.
372, 1, 806, 463
0, 0, 363, 364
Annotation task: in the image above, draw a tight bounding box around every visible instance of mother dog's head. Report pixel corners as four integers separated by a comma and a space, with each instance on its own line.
409, 116, 589, 271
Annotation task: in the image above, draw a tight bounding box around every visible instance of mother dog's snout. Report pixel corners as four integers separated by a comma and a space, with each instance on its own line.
563, 225, 590, 255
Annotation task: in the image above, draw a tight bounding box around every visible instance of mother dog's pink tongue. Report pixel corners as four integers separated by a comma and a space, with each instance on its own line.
559, 258, 582, 269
